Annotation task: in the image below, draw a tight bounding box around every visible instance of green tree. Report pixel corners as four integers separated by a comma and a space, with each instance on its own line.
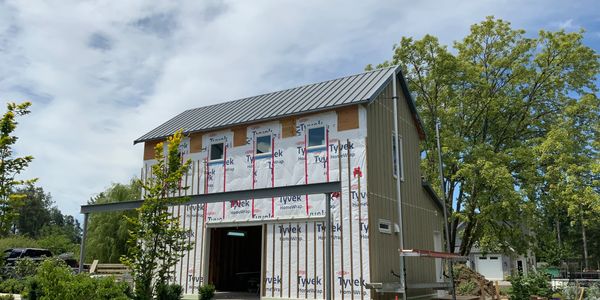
85, 180, 140, 263
533, 93, 600, 269
13, 183, 52, 238
0, 102, 36, 237
369, 17, 599, 256
121, 130, 193, 299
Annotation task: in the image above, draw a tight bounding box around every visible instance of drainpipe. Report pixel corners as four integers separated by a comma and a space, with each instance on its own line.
392, 71, 407, 300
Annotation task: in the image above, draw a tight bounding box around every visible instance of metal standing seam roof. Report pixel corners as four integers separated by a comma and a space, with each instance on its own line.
134, 66, 403, 144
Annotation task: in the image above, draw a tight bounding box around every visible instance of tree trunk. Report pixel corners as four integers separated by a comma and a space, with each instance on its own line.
580, 213, 589, 271
555, 220, 561, 246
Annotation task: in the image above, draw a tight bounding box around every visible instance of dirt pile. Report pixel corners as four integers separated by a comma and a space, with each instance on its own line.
454, 264, 497, 297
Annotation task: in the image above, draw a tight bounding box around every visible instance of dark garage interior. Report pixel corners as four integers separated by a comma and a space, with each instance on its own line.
208, 226, 262, 293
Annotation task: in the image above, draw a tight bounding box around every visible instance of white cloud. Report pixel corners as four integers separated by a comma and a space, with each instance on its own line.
0, 0, 597, 217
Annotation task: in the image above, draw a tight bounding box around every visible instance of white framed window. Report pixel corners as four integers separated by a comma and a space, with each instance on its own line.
308, 127, 325, 147
256, 135, 272, 155
210, 142, 224, 161
392, 133, 404, 181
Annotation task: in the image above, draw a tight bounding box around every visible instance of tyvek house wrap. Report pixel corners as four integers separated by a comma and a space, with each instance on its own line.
141, 109, 371, 299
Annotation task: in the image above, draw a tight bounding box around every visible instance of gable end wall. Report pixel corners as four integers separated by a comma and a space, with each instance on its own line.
366, 77, 444, 298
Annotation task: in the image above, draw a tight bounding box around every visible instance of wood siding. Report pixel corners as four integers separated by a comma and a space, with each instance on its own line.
366, 77, 444, 299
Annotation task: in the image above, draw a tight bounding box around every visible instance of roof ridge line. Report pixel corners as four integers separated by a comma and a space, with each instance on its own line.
182, 65, 399, 113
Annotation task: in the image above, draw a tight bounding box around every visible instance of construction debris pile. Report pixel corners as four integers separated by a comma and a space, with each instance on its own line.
454, 264, 498, 298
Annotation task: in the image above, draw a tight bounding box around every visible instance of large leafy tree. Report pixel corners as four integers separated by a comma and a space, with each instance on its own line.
13, 183, 52, 238
369, 17, 599, 256
533, 94, 599, 268
10, 183, 83, 254
0, 102, 36, 237
85, 180, 141, 263
121, 130, 193, 299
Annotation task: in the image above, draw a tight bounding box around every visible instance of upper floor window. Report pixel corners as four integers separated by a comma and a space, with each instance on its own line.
210, 143, 224, 161
308, 127, 325, 147
256, 135, 271, 155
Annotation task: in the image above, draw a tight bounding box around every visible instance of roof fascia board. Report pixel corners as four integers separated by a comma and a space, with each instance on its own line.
422, 181, 444, 212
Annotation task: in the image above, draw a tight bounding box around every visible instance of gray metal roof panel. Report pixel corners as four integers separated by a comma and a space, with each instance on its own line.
324, 73, 362, 107
309, 75, 352, 110
135, 66, 399, 143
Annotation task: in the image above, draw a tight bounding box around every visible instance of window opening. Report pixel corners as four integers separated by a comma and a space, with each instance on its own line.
256, 135, 271, 155
308, 127, 325, 147
210, 143, 224, 161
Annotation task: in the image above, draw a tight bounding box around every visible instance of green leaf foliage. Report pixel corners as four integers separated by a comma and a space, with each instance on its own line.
121, 130, 193, 299
198, 284, 215, 300
0, 102, 36, 237
85, 180, 141, 263
508, 272, 551, 300
23, 258, 130, 300
370, 16, 599, 258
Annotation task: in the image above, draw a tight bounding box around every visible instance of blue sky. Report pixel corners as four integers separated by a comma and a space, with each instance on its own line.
0, 0, 598, 217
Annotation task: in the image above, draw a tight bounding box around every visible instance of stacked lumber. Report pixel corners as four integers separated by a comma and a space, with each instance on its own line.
89, 260, 130, 280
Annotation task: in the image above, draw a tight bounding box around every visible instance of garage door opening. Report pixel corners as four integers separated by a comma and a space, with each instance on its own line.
208, 226, 262, 293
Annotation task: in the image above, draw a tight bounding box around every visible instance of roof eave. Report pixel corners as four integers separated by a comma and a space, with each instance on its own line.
395, 68, 427, 141
422, 180, 444, 212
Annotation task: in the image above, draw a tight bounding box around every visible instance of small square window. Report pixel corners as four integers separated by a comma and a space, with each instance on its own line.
378, 219, 392, 234
256, 135, 271, 155
308, 127, 325, 147
210, 143, 224, 161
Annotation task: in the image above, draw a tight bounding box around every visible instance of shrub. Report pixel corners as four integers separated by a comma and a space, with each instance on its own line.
456, 280, 477, 295
562, 286, 579, 300
198, 284, 215, 300
508, 272, 551, 300
0, 295, 15, 300
0, 278, 25, 294
156, 283, 183, 300
587, 285, 600, 300
13, 257, 38, 279
0, 236, 40, 251
37, 233, 78, 256
21, 258, 130, 300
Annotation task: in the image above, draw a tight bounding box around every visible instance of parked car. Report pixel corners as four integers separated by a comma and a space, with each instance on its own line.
3, 248, 53, 266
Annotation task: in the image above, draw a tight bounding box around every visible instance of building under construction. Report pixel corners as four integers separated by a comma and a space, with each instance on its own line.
133, 66, 446, 299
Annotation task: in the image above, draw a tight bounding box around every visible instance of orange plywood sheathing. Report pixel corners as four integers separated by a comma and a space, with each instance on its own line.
189, 133, 203, 153
280, 117, 297, 138
233, 126, 248, 147
337, 105, 359, 131
143, 140, 161, 160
